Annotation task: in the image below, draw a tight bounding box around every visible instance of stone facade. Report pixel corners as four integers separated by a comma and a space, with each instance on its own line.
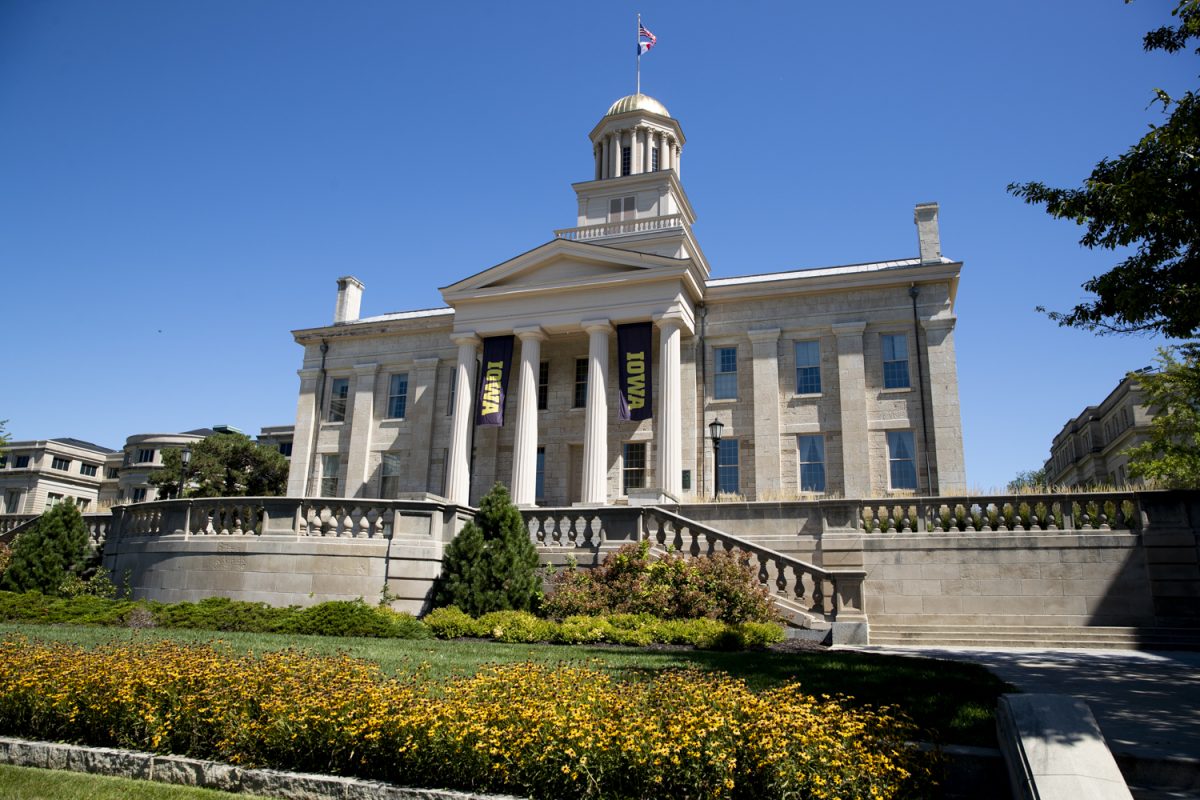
285, 93, 966, 507
1045, 372, 1154, 487
0, 438, 114, 514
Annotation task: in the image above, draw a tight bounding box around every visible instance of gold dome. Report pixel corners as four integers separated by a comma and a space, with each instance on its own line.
605, 93, 670, 118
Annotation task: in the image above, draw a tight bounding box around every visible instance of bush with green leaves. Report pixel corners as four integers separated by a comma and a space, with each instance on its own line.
433, 483, 540, 615
542, 540, 780, 624
1, 502, 91, 595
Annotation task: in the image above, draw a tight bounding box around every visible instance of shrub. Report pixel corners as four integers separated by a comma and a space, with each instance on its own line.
154, 597, 293, 633
1, 502, 90, 595
475, 610, 554, 643
542, 540, 780, 624
424, 605, 480, 639
285, 600, 401, 638
434, 484, 540, 616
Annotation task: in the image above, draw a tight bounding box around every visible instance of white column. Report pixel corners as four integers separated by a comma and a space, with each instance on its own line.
287, 368, 322, 496
511, 326, 546, 506
663, 135, 673, 171
674, 143, 681, 177
407, 357, 441, 491
446, 333, 479, 506
748, 328, 782, 498
581, 319, 613, 504
643, 127, 653, 172
655, 315, 683, 497
632, 127, 643, 174
600, 138, 610, 179
344, 362, 378, 497
609, 131, 621, 177
834, 322, 869, 498
594, 145, 602, 181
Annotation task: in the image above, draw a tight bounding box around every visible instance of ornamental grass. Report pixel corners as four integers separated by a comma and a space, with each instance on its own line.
0, 636, 933, 799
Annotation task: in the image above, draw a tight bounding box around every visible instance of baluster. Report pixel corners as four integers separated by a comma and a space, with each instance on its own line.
1047, 502, 1060, 531
704, 532, 716, 557
791, 566, 810, 607
771, 557, 788, 596
685, 525, 700, 557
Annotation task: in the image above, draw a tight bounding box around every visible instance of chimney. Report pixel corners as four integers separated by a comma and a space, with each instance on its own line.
913, 202, 941, 264
334, 276, 364, 324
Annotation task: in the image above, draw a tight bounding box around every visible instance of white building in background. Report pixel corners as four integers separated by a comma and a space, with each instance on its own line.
285, 93, 966, 507
1045, 370, 1156, 487
0, 438, 115, 514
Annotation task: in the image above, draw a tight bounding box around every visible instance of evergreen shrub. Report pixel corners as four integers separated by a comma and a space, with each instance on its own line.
1, 502, 91, 595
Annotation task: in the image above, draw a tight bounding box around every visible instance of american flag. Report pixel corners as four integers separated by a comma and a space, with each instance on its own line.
638, 23, 657, 56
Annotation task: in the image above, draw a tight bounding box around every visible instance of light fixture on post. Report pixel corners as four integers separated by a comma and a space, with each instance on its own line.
708, 418, 724, 502
179, 446, 192, 500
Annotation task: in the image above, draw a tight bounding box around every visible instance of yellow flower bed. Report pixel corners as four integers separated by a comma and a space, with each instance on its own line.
0, 637, 932, 799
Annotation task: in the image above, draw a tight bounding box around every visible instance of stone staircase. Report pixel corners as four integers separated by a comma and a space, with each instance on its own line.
869, 623, 1200, 650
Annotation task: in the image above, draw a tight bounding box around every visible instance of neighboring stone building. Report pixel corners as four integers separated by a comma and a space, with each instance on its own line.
0, 438, 115, 514
97, 426, 251, 506
285, 92, 966, 507
1045, 370, 1155, 487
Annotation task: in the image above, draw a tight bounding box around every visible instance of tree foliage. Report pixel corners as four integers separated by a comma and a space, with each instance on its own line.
149, 432, 289, 498
433, 483, 540, 616
1007, 467, 1049, 492
1008, 1, 1200, 338
1125, 343, 1200, 488
1, 501, 91, 595
0, 419, 9, 457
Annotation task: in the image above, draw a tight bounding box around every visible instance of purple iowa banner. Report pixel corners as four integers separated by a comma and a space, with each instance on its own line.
476, 335, 515, 426
617, 322, 653, 421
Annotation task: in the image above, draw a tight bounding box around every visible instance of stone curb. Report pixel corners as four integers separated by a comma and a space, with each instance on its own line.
0, 736, 526, 800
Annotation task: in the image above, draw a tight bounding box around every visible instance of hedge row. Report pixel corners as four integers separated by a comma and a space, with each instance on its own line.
0, 592, 785, 650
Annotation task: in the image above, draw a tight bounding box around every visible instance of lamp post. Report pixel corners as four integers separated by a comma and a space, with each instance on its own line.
179, 446, 192, 500
708, 418, 724, 502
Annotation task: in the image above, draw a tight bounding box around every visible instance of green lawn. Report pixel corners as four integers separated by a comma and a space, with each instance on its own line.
0, 622, 1009, 746
0, 763, 269, 800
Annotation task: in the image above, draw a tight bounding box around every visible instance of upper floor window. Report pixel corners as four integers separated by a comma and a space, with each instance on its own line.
446, 370, 457, 416
798, 435, 826, 493
882, 334, 910, 389
328, 378, 349, 422
131, 488, 147, 503
47, 493, 64, 508
717, 439, 739, 495
51, 456, 71, 471
136, 449, 155, 464
387, 373, 409, 419
714, 347, 738, 400
14, 456, 29, 469
887, 430, 918, 490
620, 146, 631, 176
79, 463, 98, 477
76, 498, 90, 511
106, 468, 120, 479
278, 442, 293, 457
574, 358, 589, 408
537, 361, 550, 410
608, 196, 635, 222
0, 455, 7, 468
535, 447, 546, 503
795, 340, 821, 394
651, 147, 660, 172
320, 455, 340, 497
623, 442, 647, 493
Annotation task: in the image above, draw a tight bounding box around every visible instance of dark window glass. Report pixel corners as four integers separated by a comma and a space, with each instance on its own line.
795, 340, 821, 394
717, 439, 739, 494
328, 378, 350, 422
387, 373, 409, 419
623, 442, 646, 492
882, 335, 910, 389
574, 358, 589, 408
537, 361, 549, 410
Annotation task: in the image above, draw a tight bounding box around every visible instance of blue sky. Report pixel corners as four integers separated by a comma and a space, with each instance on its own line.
1, 1, 1191, 490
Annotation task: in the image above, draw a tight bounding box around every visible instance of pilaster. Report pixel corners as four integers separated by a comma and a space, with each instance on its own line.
286, 368, 321, 496
655, 314, 683, 497
344, 363, 379, 498
834, 322, 870, 498
407, 357, 441, 492
921, 317, 966, 493
748, 327, 782, 498
446, 333, 479, 506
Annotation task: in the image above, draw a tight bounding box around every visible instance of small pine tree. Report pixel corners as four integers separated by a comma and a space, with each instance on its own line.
2, 501, 91, 594
433, 483, 540, 615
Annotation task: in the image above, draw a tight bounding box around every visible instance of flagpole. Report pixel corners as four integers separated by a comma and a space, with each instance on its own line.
636, 13, 641, 96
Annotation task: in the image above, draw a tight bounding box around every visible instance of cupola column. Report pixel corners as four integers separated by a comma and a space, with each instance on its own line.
632, 127, 643, 174
609, 131, 621, 178
673, 142, 681, 177
643, 127, 653, 173
594, 145, 602, 181
600, 138, 610, 180
446, 333, 480, 506
663, 135, 673, 171
511, 326, 546, 506
581, 319, 613, 504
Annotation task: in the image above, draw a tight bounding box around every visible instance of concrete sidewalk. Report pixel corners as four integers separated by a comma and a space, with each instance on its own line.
847, 645, 1200, 795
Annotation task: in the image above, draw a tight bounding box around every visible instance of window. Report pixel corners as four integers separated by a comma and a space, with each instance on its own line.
446, 370, 457, 416
681, 469, 691, 491
381, 453, 403, 498
714, 347, 738, 400
882, 334, 910, 389
651, 146, 660, 171
573, 358, 589, 408
0, 455, 7, 468
387, 373, 409, 419
717, 439, 739, 494
623, 442, 646, 492
320, 455, 340, 497
608, 196, 635, 222
47, 493, 64, 507
620, 146, 631, 176
535, 447, 546, 503
887, 431, 918, 490
106, 468, 120, 479
328, 378, 349, 422
4, 491, 21, 513
51, 456, 71, 471
537, 361, 549, 410
15, 456, 29, 469
131, 488, 147, 503
798, 435, 826, 493
79, 463, 98, 477
136, 448, 155, 464
77, 498, 90, 511
795, 340, 821, 394
278, 442, 293, 457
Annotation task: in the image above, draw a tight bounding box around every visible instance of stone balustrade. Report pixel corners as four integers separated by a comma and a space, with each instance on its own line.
524, 507, 642, 549
0, 516, 36, 539
554, 213, 684, 242
860, 492, 1140, 534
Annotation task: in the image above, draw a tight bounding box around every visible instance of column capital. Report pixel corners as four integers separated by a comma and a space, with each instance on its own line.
297, 368, 323, 380
747, 327, 781, 344
582, 319, 613, 336
832, 321, 867, 336
652, 311, 685, 330
352, 362, 379, 376
513, 325, 547, 342
450, 332, 480, 347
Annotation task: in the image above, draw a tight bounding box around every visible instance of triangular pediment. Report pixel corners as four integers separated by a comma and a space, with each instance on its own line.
441, 239, 688, 301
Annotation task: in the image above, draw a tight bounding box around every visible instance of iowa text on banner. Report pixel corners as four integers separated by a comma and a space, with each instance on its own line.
476, 335, 515, 426
617, 322, 653, 421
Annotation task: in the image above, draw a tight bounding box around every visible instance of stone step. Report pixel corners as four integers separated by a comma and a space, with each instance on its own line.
869, 624, 1200, 649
